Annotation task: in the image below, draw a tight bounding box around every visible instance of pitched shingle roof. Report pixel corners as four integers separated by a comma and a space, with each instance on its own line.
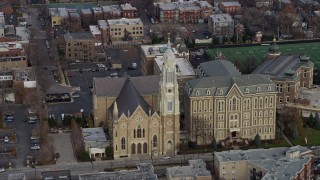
93, 75, 160, 97
112, 78, 150, 116
197, 60, 241, 77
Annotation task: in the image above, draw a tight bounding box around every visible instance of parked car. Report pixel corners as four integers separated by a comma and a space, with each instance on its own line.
30, 136, 39, 140
30, 145, 40, 150
0, 168, 5, 173
72, 93, 80, 98
31, 139, 40, 144
4, 113, 14, 122
28, 116, 38, 124
4, 136, 9, 143
28, 109, 37, 114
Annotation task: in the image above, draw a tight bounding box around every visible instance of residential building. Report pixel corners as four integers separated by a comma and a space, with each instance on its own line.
141, 37, 189, 76
155, 1, 213, 23
68, 10, 81, 32
93, 46, 180, 158
64, 32, 96, 62
0, 42, 27, 70
0, 12, 4, 24
218, 1, 241, 14
107, 18, 143, 42
97, 20, 109, 45
89, 25, 102, 41
49, 8, 69, 28
101, 5, 122, 19
0, 2, 13, 15
184, 60, 277, 145
13, 67, 36, 88
120, 3, 137, 18
92, 7, 103, 23
81, 9, 93, 28
253, 42, 314, 104
0, 70, 13, 88
255, 0, 274, 8
79, 163, 157, 180
214, 146, 313, 180
82, 127, 110, 158
41, 170, 71, 180
208, 13, 234, 38
166, 159, 212, 180
0, 24, 4, 37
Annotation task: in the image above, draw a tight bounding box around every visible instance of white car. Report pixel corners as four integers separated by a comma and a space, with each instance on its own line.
4, 136, 9, 143
28, 109, 37, 114
31, 145, 40, 150
0, 168, 5, 173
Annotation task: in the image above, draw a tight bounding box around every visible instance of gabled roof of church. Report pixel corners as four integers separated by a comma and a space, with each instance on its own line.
113, 78, 150, 116
198, 60, 241, 77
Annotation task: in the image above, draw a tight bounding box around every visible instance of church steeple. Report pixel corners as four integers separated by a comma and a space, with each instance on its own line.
167, 33, 171, 48
159, 44, 180, 116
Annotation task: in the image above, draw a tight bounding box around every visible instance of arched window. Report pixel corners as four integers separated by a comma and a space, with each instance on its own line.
199, 101, 202, 112
142, 129, 145, 138
193, 101, 197, 112
265, 97, 268, 108
143, 143, 147, 154
153, 135, 157, 148
115, 131, 117, 137
137, 143, 142, 154
245, 88, 249, 93
270, 97, 274, 107
257, 87, 261, 92
209, 100, 213, 111
137, 126, 141, 138
204, 100, 208, 112
131, 143, 136, 154
219, 90, 223, 95
133, 129, 136, 138
259, 97, 263, 109
196, 91, 199, 96
206, 90, 210, 95
121, 137, 125, 150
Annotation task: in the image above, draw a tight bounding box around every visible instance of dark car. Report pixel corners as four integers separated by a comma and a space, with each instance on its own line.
4, 113, 14, 122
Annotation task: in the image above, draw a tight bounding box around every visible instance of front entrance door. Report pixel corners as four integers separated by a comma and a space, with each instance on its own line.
231, 131, 237, 138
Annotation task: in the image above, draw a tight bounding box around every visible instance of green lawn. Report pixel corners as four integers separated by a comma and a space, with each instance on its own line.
208, 42, 320, 69
291, 127, 320, 145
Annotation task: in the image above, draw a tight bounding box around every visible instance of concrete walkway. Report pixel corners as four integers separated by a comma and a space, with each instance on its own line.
51, 133, 77, 164
281, 131, 294, 146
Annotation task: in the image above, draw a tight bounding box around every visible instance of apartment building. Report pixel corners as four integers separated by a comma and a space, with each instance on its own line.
0, 42, 27, 70
89, 25, 102, 41
68, 10, 81, 32
101, 5, 122, 19
120, 3, 137, 18
64, 32, 96, 62
184, 60, 277, 145
0, 12, 4, 24
92, 7, 103, 23
97, 20, 109, 45
214, 146, 313, 180
155, 0, 213, 23
218, 1, 241, 14
81, 9, 93, 28
255, 0, 274, 8
49, 8, 69, 28
208, 13, 234, 38
253, 43, 314, 104
107, 18, 143, 42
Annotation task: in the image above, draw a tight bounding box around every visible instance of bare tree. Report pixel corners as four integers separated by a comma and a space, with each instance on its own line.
70, 119, 85, 157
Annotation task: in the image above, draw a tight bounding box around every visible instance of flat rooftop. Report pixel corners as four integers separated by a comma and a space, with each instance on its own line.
13, 67, 35, 81
98, 20, 108, 29
79, 163, 157, 180
92, 7, 103, 13
101, 4, 121, 13
64, 32, 94, 41
215, 146, 312, 180
167, 159, 211, 179
89, 25, 101, 35
155, 56, 195, 77
81, 8, 92, 15
120, 3, 137, 10
58, 8, 69, 17
141, 43, 169, 57
107, 18, 143, 26
209, 13, 233, 22
220, 1, 241, 6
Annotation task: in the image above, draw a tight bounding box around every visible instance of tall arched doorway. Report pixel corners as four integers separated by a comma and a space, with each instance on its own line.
143, 143, 147, 154
137, 143, 142, 154
131, 143, 136, 154
167, 140, 173, 152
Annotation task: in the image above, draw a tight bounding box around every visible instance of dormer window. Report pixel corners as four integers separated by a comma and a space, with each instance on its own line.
267, 86, 271, 91
245, 88, 249, 93
196, 91, 199, 96
219, 90, 223, 95
257, 87, 261, 92
206, 90, 210, 95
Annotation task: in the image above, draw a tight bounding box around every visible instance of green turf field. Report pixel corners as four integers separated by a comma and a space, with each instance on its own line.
208, 42, 320, 68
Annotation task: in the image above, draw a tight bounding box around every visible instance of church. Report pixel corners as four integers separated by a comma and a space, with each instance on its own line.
92, 41, 180, 159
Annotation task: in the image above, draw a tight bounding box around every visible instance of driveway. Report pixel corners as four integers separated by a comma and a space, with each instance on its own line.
52, 133, 76, 164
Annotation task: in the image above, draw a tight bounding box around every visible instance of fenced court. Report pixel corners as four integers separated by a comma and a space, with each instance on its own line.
208, 42, 320, 68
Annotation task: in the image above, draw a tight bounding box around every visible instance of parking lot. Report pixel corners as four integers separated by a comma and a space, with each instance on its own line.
0, 105, 37, 168
48, 47, 143, 121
